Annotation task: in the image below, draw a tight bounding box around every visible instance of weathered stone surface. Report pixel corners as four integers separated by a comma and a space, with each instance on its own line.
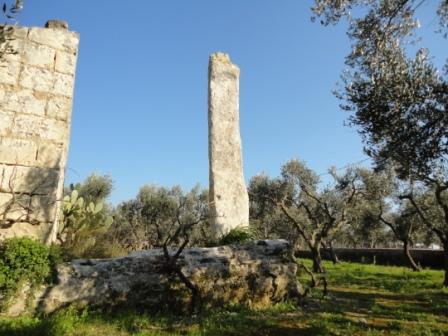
0, 61, 21, 85
28, 27, 79, 52
208, 52, 249, 238
55, 51, 77, 75
1, 89, 47, 116
53, 72, 75, 97
1, 38, 26, 62
23, 43, 56, 68
19, 66, 55, 92
29, 195, 57, 222
36, 142, 64, 167
4, 240, 303, 315
0, 192, 30, 221
0, 112, 14, 136
13, 114, 68, 143
0, 138, 38, 166
10, 26, 29, 39
0, 165, 59, 195
46, 95, 72, 120
0, 221, 51, 242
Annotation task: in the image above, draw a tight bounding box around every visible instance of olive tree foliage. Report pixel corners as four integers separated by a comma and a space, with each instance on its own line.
249, 159, 365, 274
249, 174, 301, 244
68, 173, 114, 204
312, 0, 448, 285
342, 207, 388, 248
60, 177, 210, 258
401, 183, 448, 281
111, 185, 210, 251
312, 0, 447, 180
1, 0, 22, 19
381, 201, 427, 270
358, 169, 429, 271
0, 0, 23, 59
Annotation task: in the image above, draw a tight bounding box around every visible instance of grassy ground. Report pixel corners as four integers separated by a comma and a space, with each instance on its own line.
0, 260, 447, 336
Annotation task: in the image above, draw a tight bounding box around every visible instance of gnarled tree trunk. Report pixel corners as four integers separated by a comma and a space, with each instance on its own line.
443, 240, 448, 287
403, 239, 421, 272
310, 244, 324, 273
322, 240, 340, 264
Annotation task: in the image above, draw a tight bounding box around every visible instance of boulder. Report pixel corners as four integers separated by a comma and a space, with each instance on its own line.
5, 240, 303, 315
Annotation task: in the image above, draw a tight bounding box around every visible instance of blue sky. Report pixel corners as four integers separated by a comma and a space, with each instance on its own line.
16, 1, 446, 204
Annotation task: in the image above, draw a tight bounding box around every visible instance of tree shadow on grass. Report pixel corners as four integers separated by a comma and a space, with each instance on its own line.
326, 288, 448, 319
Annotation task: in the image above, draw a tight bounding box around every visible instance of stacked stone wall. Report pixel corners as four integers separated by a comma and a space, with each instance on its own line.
0, 21, 79, 242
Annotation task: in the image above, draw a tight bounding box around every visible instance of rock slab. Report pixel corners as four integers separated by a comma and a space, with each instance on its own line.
208, 52, 249, 238
6, 240, 303, 315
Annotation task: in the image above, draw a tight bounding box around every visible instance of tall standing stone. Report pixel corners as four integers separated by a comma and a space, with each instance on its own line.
0, 21, 79, 243
208, 52, 249, 238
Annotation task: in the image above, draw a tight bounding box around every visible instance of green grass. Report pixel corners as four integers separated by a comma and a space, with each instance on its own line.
0, 261, 447, 335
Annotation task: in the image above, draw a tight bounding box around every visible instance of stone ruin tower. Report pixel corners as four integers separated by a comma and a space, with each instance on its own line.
208, 52, 249, 238
0, 20, 79, 243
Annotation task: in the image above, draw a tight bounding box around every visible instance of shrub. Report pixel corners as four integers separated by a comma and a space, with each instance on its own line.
0, 237, 60, 310
218, 227, 257, 246
81, 238, 129, 258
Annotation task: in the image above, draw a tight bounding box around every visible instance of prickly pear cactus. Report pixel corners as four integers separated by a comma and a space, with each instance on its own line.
59, 190, 113, 256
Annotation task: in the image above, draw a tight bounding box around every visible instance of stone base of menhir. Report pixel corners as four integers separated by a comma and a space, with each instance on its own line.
6, 240, 303, 316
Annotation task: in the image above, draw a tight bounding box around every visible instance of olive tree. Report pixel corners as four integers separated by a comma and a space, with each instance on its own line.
250, 159, 365, 274
357, 168, 428, 271
312, 0, 448, 286
249, 174, 302, 245
111, 185, 210, 251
